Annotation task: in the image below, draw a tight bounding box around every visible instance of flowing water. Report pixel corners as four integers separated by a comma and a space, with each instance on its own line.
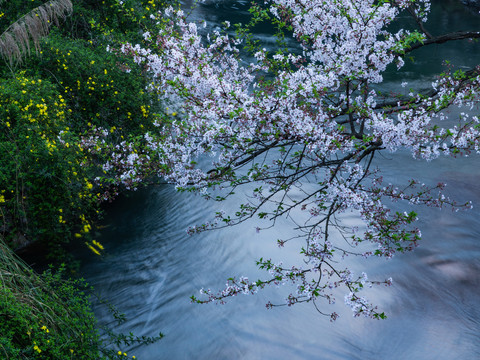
79, 1, 480, 359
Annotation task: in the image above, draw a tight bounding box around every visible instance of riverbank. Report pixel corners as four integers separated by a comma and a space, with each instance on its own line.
0, 0, 169, 357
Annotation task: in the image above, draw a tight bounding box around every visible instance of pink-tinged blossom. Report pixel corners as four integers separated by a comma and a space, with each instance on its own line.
116, 0, 480, 319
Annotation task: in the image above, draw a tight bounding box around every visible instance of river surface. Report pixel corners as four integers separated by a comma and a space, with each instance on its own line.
80, 1, 480, 359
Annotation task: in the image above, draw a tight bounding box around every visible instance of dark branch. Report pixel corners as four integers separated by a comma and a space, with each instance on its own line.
406, 5, 433, 39
403, 31, 480, 54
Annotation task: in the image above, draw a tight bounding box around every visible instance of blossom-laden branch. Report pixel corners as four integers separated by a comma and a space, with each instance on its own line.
114, 0, 480, 319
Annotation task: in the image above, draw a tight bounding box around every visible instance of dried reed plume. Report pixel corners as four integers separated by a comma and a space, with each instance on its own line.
0, 0, 73, 65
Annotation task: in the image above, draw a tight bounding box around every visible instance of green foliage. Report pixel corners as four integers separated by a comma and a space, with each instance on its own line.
0, 239, 161, 359
0, 240, 102, 359
392, 30, 426, 54
0, 73, 99, 254
60, 0, 171, 43
0, 0, 169, 254
0, 0, 168, 357
29, 31, 158, 134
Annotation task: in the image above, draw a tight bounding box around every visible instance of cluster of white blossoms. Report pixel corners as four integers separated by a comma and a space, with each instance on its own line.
73, 127, 160, 200
117, 0, 480, 318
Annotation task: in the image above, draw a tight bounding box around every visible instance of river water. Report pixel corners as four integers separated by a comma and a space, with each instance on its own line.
80, 1, 480, 359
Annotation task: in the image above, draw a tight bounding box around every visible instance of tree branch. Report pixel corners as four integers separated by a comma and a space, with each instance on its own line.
403, 31, 480, 54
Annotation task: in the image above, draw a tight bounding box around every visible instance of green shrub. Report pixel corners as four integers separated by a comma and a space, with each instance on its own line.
0, 240, 102, 359
0, 1, 167, 357
0, 72, 98, 253
29, 31, 159, 134
0, 238, 162, 359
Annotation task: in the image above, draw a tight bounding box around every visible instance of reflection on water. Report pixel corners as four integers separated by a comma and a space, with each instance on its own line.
81, 154, 480, 359
80, 1, 480, 359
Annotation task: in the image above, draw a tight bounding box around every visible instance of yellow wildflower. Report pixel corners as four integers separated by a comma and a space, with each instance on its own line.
87, 243, 101, 256
92, 240, 104, 250
41, 325, 49, 333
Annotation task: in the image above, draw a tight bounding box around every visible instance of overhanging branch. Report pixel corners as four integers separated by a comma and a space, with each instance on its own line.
402, 31, 480, 54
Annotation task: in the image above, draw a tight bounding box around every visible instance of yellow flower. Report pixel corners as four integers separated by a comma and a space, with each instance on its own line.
118, 351, 122, 355
87, 243, 101, 256
92, 240, 104, 250
0, 195, 5, 203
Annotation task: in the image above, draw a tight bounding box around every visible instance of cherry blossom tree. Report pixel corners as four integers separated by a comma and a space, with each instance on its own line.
111, 0, 480, 320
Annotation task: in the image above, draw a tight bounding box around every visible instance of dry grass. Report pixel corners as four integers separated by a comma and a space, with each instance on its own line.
0, 0, 73, 65
0, 236, 76, 336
